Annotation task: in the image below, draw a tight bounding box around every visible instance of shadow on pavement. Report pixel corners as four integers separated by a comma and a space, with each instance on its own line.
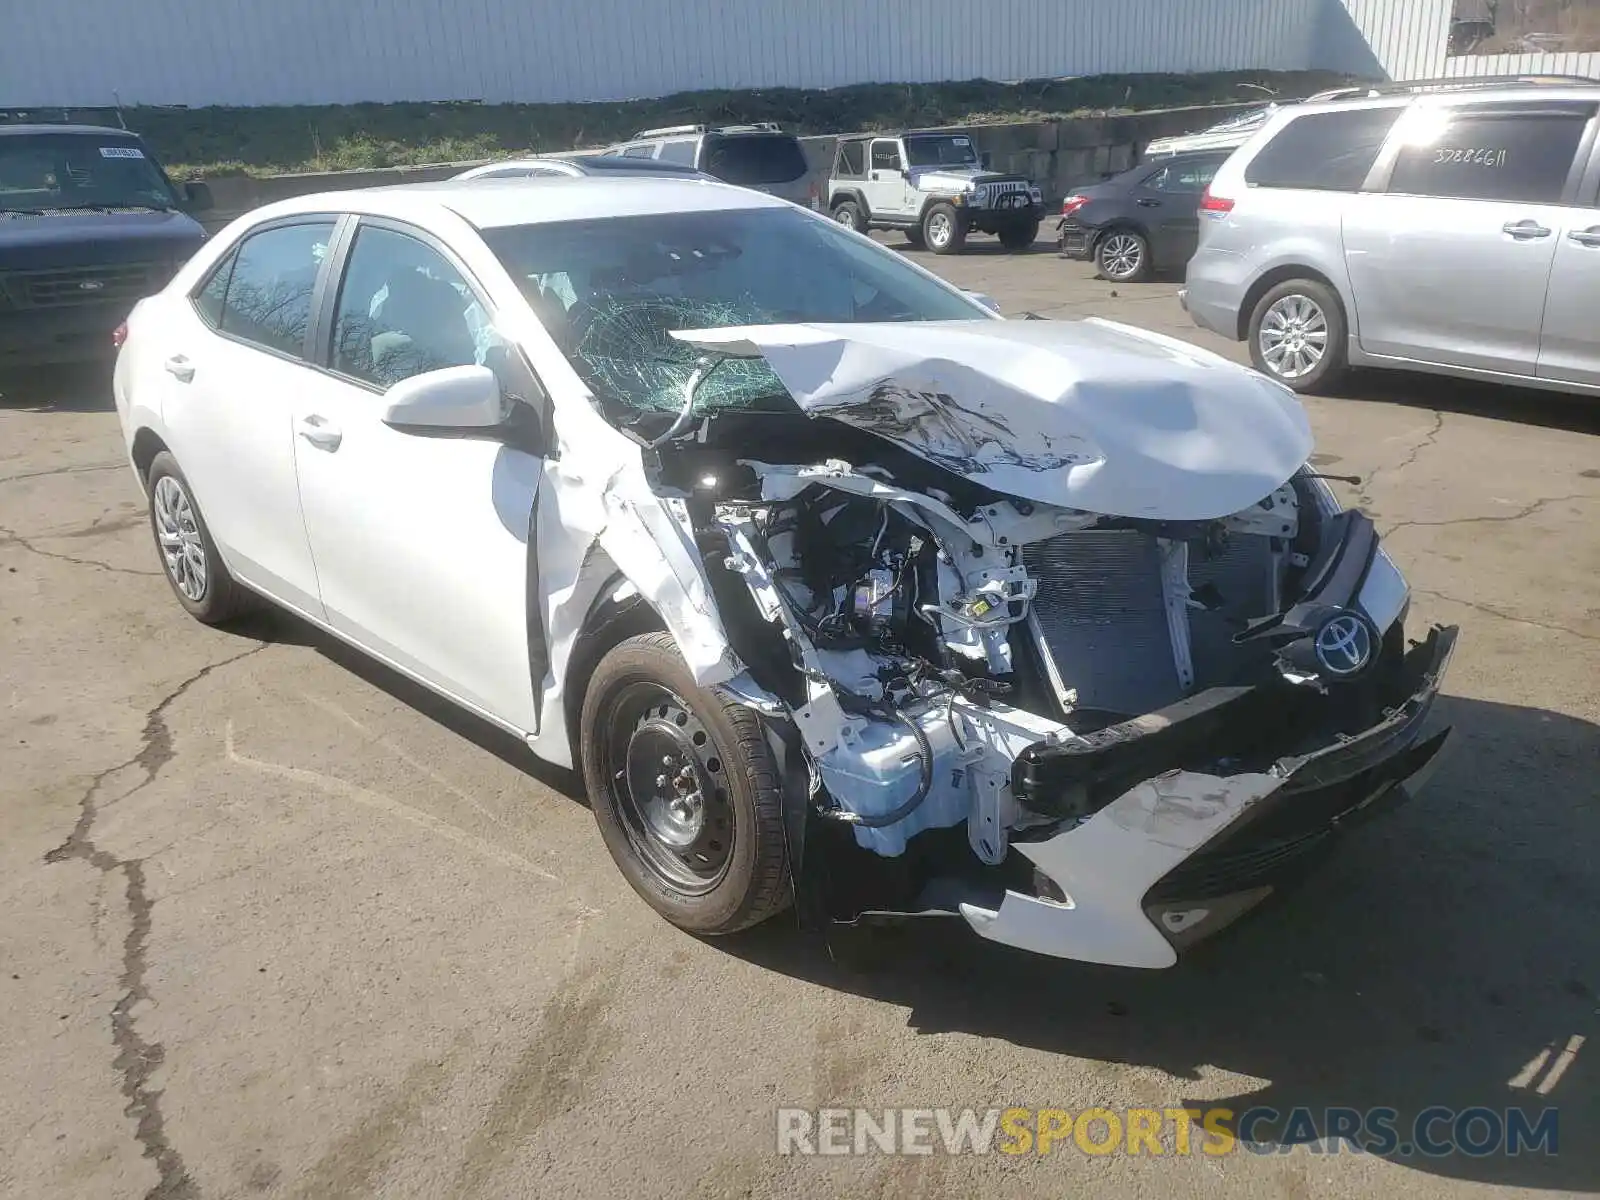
1335, 369, 1600, 438
0, 363, 117, 413
727, 692, 1599, 1190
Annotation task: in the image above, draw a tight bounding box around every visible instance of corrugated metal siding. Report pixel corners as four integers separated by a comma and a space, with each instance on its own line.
1333, 0, 1600, 82
2, 0, 1322, 108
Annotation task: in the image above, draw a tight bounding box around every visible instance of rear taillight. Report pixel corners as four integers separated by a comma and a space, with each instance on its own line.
1199, 186, 1234, 215
112, 321, 129, 349
1060, 194, 1088, 217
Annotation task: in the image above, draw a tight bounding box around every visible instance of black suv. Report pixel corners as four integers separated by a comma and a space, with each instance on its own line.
1, 123, 212, 369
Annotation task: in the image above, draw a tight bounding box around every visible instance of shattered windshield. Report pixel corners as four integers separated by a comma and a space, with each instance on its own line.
0, 134, 181, 214
903, 136, 979, 168
482, 206, 984, 421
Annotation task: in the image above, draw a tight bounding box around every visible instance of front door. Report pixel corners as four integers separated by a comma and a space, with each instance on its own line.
1342, 102, 1592, 375
863, 139, 912, 219
292, 218, 545, 734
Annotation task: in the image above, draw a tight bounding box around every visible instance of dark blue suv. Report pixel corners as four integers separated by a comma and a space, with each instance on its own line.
1, 123, 211, 369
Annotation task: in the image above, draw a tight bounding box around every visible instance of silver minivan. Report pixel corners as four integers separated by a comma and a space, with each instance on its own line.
1182, 77, 1600, 395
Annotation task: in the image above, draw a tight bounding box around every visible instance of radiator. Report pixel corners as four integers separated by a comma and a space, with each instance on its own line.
1023, 529, 1278, 717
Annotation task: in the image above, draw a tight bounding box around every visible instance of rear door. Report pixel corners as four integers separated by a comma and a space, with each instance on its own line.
159, 218, 338, 616
1343, 100, 1596, 375
1137, 153, 1228, 265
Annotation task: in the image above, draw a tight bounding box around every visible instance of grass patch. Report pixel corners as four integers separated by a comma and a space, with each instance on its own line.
16, 70, 1356, 178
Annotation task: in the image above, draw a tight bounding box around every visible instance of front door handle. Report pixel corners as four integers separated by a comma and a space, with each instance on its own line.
1503, 219, 1553, 240
163, 355, 195, 382
1568, 226, 1600, 247
296, 414, 342, 451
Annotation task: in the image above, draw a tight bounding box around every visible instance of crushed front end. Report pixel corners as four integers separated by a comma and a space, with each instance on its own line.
631, 320, 1458, 968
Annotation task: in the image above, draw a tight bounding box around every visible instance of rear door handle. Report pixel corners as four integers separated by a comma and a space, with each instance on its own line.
296, 414, 342, 451
1568, 226, 1600, 247
163, 355, 195, 382
1136, 198, 1162, 207
1503, 219, 1552, 240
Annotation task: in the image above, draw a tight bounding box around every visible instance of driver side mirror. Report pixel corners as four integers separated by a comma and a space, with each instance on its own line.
183, 181, 214, 211
383, 364, 507, 431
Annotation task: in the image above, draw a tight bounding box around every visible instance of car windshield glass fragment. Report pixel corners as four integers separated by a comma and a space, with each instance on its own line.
0, 134, 181, 213
482, 206, 980, 423
904, 136, 979, 168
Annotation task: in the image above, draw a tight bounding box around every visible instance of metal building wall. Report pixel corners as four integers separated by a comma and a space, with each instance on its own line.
1336, 0, 1600, 82
2, 0, 1325, 108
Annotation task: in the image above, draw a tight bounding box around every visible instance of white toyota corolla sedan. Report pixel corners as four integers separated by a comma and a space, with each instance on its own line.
114, 177, 1456, 968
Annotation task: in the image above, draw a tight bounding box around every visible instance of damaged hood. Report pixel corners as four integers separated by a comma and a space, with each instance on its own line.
672, 319, 1314, 521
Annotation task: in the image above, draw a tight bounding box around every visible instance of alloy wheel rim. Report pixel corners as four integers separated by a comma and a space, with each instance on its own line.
152, 475, 207, 602
835, 207, 856, 228
927, 212, 952, 247
1259, 294, 1328, 380
1101, 233, 1143, 279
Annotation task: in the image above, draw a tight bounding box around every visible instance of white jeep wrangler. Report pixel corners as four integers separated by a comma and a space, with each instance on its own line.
827, 131, 1045, 254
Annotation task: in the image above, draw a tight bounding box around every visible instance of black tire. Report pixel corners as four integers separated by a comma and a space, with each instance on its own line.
145, 451, 256, 624
1095, 228, 1152, 282
922, 202, 966, 255
903, 226, 926, 249
999, 219, 1040, 252
831, 199, 866, 234
1247, 278, 1348, 394
580, 631, 792, 935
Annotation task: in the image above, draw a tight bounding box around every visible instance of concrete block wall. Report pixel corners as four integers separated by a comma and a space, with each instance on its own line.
199, 101, 1257, 232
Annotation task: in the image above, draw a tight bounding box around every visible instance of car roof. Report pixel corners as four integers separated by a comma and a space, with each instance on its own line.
456, 155, 704, 179
0, 123, 144, 138
250, 175, 789, 231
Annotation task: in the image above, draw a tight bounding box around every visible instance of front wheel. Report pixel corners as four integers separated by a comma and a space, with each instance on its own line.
923, 203, 967, 255
1247, 279, 1348, 394
580, 632, 792, 936
999, 219, 1040, 252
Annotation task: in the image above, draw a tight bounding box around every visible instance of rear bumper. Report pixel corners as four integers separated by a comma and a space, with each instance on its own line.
956, 624, 1458, 967
1182, 249, 1248, 340
0, 305, 126, 367
1056, 220, 1096, 259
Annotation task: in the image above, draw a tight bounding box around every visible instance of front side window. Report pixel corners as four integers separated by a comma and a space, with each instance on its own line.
1245, 107, 1403, 192
482, 205, 986, 428
216, 221, 335, 358
0, 133, 181, 213
1387, 107, 1590, 204
903, 135, 979, 168
330, 224, 487, 389
869, 140, 902, 172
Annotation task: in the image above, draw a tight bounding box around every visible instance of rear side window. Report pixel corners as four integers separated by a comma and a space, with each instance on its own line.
836, 141, 866, 177
703, 134, 808, 185
1387, 108, 1590, 204
1144, 156, 1226, 192
657, 139, 697, 166
1245, 107, 1402, 192
621, 144, 656, 159
193, 249, 235, 328
215, 221, 335, 358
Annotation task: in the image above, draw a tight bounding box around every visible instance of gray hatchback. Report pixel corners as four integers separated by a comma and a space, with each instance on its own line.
1182, 76, 1600, 396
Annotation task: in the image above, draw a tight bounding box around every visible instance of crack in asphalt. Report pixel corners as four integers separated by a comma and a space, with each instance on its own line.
0, 523, 160, 577
0, 461, 125, 486
1356, 409, 1445, 510
44, 643, 267, 1200
1382, 492, 1598, 538
1415, 588, 1598, 644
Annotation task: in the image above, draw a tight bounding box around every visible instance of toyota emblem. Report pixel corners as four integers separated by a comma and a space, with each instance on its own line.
1314, 611, 1374, 678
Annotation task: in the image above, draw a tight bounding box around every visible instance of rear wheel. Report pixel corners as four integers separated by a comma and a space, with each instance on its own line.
923, 203, 966, 255
999, 219, 1040, 252
903, 226, 926, 250
1248, 279, 1348, 394
145, 451, 256, 624
580, 632, 792, 935
1095, 229, 1151, 282
831, 199, 866, 233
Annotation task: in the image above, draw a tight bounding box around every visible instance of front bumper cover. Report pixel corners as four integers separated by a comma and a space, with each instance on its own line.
956, 624, 1458, 967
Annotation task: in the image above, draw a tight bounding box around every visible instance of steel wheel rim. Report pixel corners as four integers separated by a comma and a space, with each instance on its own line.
152, 475, 207, 602
604, 682, 734, 894
1259, 294, 1329, 380
927, 211, 952, 247
1100, 233, 1143, 279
